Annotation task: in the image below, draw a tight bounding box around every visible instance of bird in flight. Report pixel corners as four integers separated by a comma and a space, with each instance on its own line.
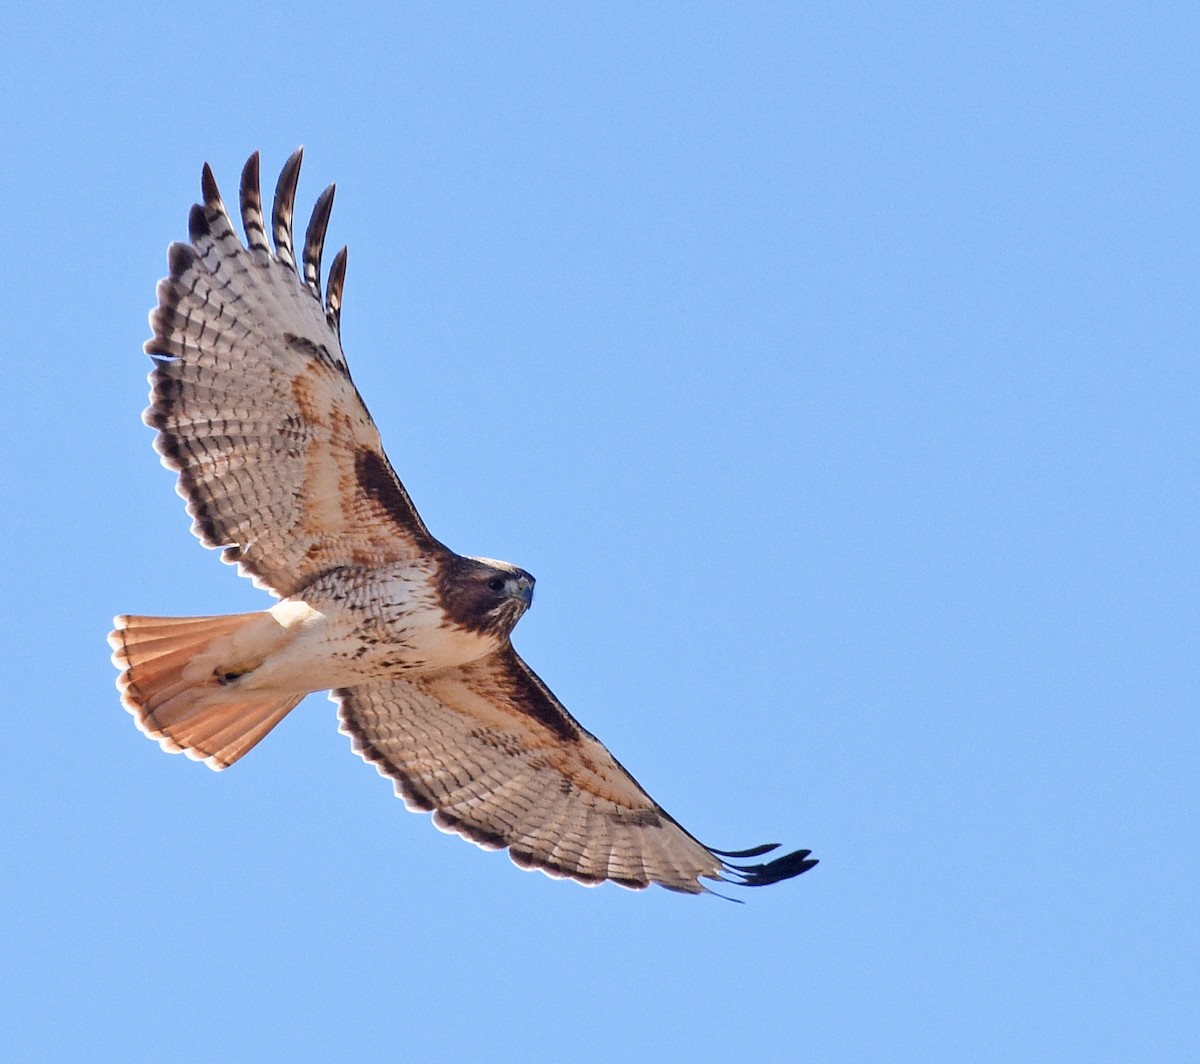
109, 150, 817, 895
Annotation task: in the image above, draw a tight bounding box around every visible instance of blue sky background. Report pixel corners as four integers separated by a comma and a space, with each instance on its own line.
2, 3, 1197, 1061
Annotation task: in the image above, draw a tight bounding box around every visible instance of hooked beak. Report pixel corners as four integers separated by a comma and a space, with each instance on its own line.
514, 575, 534, 608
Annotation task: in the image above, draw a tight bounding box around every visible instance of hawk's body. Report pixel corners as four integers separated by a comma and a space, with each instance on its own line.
110, 151, 817, 894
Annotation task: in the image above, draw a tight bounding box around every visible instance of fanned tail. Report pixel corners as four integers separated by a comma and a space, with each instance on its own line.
108, 612, 303, 770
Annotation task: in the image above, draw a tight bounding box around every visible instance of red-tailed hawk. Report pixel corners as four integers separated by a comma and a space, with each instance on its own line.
109, 150, 817, 895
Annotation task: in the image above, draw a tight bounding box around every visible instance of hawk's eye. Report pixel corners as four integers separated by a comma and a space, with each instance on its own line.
487, 577, 505, 592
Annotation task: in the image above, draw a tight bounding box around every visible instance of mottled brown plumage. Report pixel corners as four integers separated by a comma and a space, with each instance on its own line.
110, 150, 817, 894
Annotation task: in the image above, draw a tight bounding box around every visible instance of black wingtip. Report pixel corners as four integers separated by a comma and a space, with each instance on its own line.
167, 240, 197, 277
187, 202, 210, 242
718, 846, 818, 888
303, 182, 336, 293
710, 842, 782, 860
326, 244, 348, 330
239, 151, 270, 253
272, 147, 304, 270
200, 162, 222, 209
241, 151, 261, 185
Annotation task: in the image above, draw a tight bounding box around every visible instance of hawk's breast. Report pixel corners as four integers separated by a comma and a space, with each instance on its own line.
272, 563, 504, 687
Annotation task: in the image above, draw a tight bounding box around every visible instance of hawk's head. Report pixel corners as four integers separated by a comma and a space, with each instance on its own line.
438, 555, 535, 638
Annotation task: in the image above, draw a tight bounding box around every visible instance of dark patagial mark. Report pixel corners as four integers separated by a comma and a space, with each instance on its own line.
354, 447, 434, 544
495, 652, 583, 745
516, 697, 581, 744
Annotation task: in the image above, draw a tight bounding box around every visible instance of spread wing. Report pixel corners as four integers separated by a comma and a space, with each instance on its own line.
144, 150, 441, 598
335, 648, 817, 894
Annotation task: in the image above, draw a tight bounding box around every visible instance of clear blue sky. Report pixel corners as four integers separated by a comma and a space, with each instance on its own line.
2, 4, 1196, 1061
